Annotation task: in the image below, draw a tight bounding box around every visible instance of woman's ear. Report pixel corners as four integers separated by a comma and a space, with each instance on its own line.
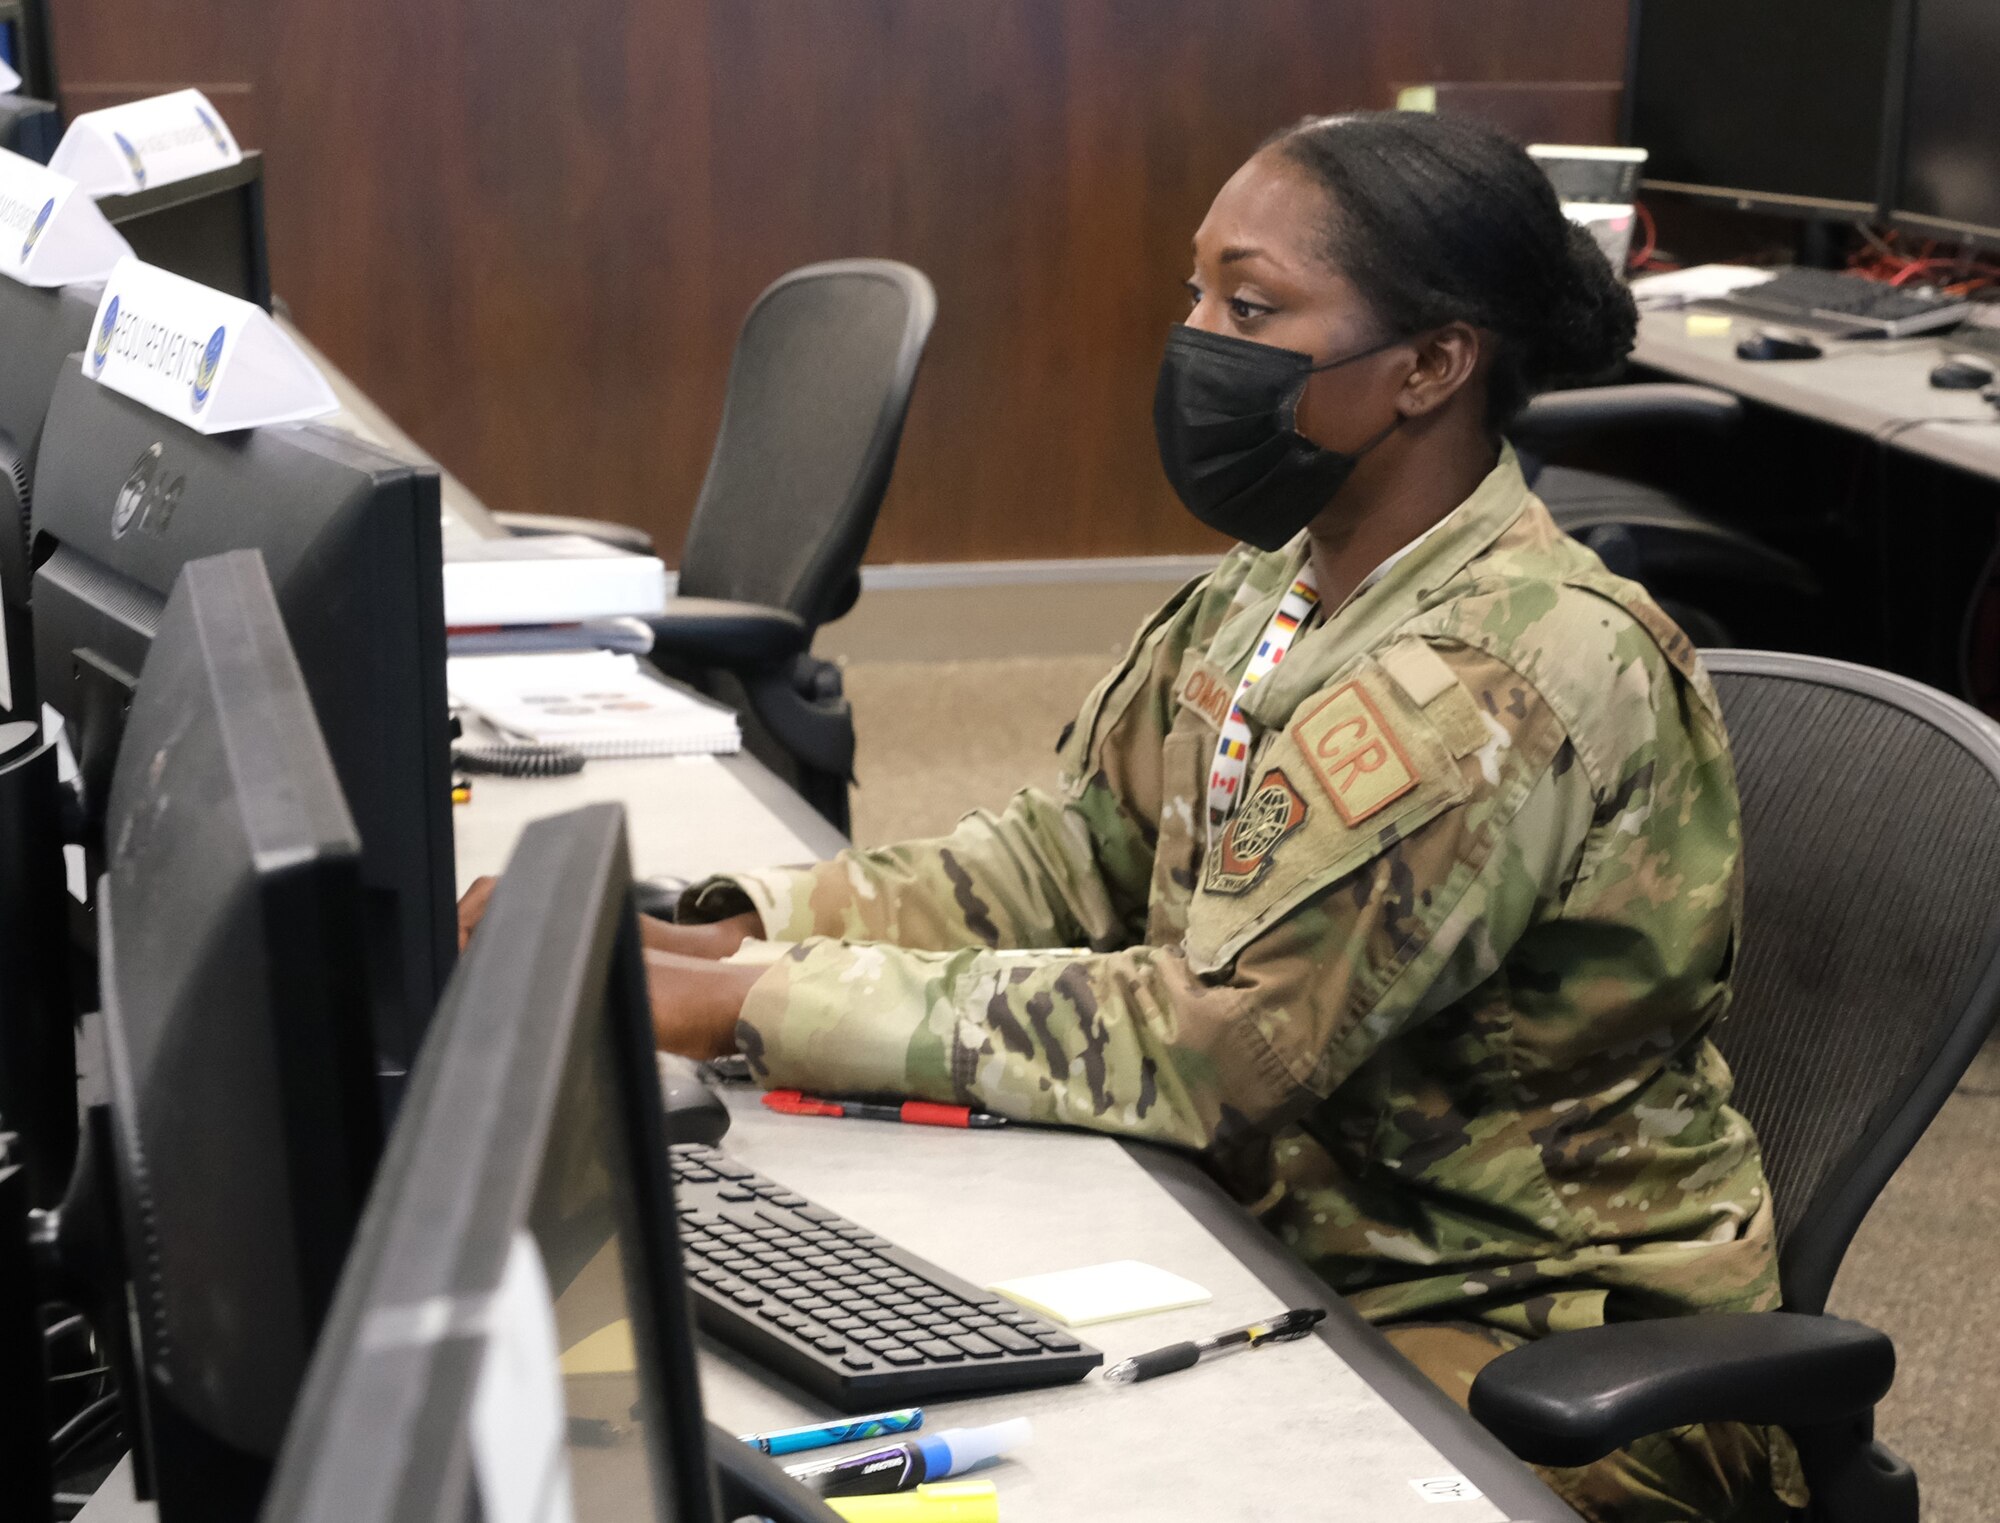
1396, 322, 1485, 419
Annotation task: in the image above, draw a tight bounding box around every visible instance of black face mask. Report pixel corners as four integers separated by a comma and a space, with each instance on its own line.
1153, 325, 1402, 552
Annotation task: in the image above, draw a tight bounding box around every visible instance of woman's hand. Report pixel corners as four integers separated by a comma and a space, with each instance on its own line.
645, 949, 763, 1060
639, 910, 762, 961
458, 876, 498, 953
459, 878, 761, 961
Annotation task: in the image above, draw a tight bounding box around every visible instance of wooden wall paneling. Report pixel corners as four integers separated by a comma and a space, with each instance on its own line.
50, 1, 1631, 565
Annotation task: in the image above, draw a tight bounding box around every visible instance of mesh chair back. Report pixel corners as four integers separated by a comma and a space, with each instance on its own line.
677, 260, 936, 626
1705, 651, 2000, 1314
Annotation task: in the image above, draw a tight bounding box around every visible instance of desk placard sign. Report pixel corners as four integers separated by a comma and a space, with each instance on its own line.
0, 150, 133, 287
49, 88, 242, 198
0, 59, 20, 94
83, 258, 338, 435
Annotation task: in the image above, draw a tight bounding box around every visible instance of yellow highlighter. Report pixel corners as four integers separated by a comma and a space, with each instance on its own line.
825, 1481, 1000, 1523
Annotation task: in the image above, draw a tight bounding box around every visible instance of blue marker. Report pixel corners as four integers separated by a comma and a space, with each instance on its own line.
739, 1408, 925, 1457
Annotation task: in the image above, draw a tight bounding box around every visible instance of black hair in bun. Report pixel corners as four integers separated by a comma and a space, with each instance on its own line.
1266, 111, 1638, 426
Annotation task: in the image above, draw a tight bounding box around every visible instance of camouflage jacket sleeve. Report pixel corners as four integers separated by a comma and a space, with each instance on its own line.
735, 641, 1590, 1152
680, 573, 1227, 952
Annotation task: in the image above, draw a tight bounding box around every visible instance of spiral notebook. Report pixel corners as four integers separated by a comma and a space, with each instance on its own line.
447, 652, 741, 758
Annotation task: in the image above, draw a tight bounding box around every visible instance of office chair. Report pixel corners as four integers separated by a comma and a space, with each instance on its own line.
533, 259, 931, 837
1469, 650, 2000, 1523
1511, 384, 1820, 647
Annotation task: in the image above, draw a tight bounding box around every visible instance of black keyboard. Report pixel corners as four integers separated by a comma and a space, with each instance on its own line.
668, 1143, 1103, 1409
1722, 267, 1971, 336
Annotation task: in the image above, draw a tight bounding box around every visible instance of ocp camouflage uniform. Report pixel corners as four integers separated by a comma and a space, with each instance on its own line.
683, 450, 1804, 1522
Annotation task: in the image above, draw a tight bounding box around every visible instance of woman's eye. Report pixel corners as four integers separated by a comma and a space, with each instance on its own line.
1228, 298, 1268, 322
1184, 282, 1203, 308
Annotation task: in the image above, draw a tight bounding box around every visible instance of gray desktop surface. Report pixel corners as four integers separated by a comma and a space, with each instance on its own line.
1633, 307, 2000, 480
80, 746, 1574, 1522
706, 1089, 1575, 1522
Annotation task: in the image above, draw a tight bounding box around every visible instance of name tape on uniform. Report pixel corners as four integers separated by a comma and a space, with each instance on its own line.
83, 258, 337, 435
49, 88, 241, 198
0, 150, 133, 287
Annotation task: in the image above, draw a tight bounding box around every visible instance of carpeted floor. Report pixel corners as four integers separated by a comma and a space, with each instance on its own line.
843, 653, 2000, 1523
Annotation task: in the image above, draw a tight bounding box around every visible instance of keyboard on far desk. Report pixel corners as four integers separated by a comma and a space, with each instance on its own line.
1720, 266, 1973, 337
670, 1142, 1103, 1410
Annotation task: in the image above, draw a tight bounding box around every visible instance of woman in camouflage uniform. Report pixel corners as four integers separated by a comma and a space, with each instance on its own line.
474, 112, 1799, 1523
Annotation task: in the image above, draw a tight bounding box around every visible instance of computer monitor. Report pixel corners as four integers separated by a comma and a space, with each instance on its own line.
0, 278, 98, 719
1890, 0, 2000, 243
0, 94, 58, 163
90, 548, 380, 1521
30, 361, 455, 1078
259, 803, 724, 1523
1623, 0, 1908, 218
97, 154, 272, 312
0, 0, 56, 102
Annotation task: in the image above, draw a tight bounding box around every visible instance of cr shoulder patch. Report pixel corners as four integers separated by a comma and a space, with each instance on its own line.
1204, 769, 1307, 895
1294, 680, 1419, 826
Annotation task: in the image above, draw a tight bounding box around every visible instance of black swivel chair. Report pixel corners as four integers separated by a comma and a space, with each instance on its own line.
503, 259, 933, 839
1470, 651, 2000, 1523
1511, 384, 1820, 648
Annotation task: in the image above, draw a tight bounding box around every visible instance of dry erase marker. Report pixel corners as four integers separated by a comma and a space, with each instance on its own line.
763, 1090, 1010, 1130
739, 1408, 925, 1457
1102, 1306, 1326, 1383
786, 1418, 1031, 1499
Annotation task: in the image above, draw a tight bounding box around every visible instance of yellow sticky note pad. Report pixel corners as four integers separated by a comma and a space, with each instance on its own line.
986, 1260, 1211, 1327
561, 1318, 636, 1376
1685, 313, 1735, 338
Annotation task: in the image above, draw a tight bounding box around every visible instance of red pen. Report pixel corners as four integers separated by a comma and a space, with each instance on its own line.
762, 1090, 1009, 1130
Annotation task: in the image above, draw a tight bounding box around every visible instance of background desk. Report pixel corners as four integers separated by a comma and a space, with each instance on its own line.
1633, 307, 2000, 481
1625, 306, 2000, 701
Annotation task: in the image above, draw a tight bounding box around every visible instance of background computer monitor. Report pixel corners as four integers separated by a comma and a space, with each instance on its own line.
260, 804, 725, 1523
30, 362, 455, 1078
0, 279, 99, 719
1891, 0, 2000, 243
91, 548, 381, 1521
0, 94, 58, 162
98, 154, 273, 312
0, 0, 57, 102
1623, 0, 1908, 218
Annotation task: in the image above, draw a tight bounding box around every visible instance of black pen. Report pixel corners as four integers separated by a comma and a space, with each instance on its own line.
1102, 1307, 1327, 1384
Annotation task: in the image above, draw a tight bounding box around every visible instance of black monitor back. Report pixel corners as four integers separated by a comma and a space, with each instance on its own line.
0, 0, 54, 101
0, 279, 97, 717
98, 154, 272, 311
31, 362, 455, 1075
0, 93, 58, 162
1892, 0, 2000, 242
261, 804, 721, 1523
1624, 0, 1907, 217
98, 548, 380, 1521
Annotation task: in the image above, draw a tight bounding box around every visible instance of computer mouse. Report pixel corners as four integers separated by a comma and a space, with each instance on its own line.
1930, 356, 1996, 390
1736, 326, 1824, 362
657, 1052, 731, 1145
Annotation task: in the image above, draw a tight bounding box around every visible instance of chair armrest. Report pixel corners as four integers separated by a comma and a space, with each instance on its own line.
647, 598, 809, 670
1511, 383, 1744, 450
492, 510, 655, 554
1467, 1312, 1895, 1468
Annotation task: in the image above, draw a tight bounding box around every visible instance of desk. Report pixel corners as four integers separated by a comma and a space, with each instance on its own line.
80, 746, 1574, 1523
459, 756, 1577, 1521
451, 750, 847, 891
704, 1090, 1574, 1523
1632, 307, 2000, 480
